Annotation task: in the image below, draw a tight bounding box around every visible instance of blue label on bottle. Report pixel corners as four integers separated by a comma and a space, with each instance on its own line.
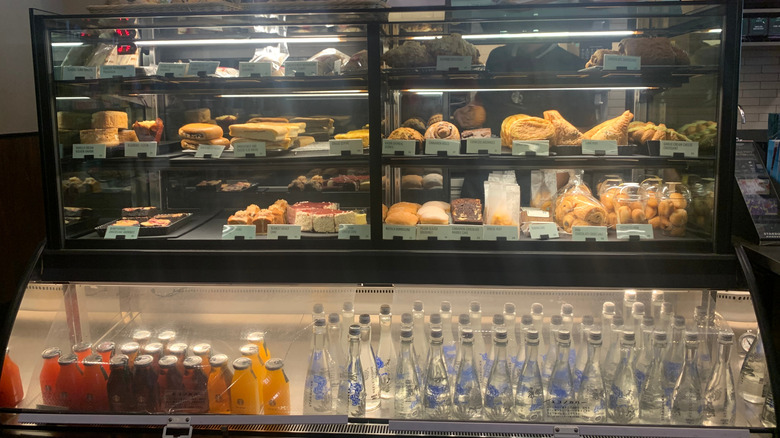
376, 356, 386, 374
635, 369, 647, 393
308, 375, 329, 400
348, 382, 363, 406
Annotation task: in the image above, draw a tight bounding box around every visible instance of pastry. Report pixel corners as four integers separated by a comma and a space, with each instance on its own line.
553, 186, 607, 233
180, 137, 230, 150
179, 123, 223, 141
381, 41, 432, 68
286, 202, 338, 225
132, 118, 164, 142
118, 129, 139, 143
417, 205, 449, 225
583, 110, 634, 145
228, 123, 287, 142
385, 210, 419, 226
500, 114, 532, 146
215, 115, 237, 134
184, 108, 211, 124
585, 49, 620, 68
388, 202, 421, 214
294, 136, 316, 147
122, 206, 158, 217
618, 37, 677, 65
196, 180, 222, 191
343, 50, 368, 72
57, 112, 91, 130
80, 128, 119, 147
451, 198, 483, 224
677, 120, 717, 151
422, 201, 450, 212
388, 127, 424, 152
427, 114, 443, 127
423, 34, 480, 65
220, 181, 251, 192
114, 220, 139, 227
628, 121, 691, 146
453, 104, 486, 130
543, 110, 584, 146
382, 204, 388, 221
401, 117, 427, 135
461, 128, 492, 139
140, 218, 171, 228
334, 129, 370, 148
422, 173, 443, 190
507, 117, 555, 144
91, 111, 128, 129
425, 121, 460, 140
401, 175, 423, 189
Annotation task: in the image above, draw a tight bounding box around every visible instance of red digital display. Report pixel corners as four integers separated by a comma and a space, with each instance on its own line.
115, 29, 137, 38
117, 43, 137, 55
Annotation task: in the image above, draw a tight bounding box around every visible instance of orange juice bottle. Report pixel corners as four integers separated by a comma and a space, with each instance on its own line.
207, 354, 232, 413
0, 350, 24, 408
132, 330, 152, 348
247, 332, 271, 364
157, 330, 176, 354
230, 357, 260, 414
240, 344, 265, 405
262, 358, 290, 415
168, 343, 188, 374
40, 347, 62, 406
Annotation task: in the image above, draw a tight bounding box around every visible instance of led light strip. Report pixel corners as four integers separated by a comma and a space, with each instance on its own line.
412, 30, 637, 41
52, 37, 343, 48
219, 92, 367, 98
405, 87, 654, 94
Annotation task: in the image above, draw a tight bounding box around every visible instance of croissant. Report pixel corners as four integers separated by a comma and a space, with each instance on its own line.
584, 110, 634, 145
425, 121, 460, 140
508, 117, 556, 144
544, 110, 584, 146
501, 114, 532, 146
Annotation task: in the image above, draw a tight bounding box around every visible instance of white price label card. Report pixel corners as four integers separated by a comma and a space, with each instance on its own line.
267, 224, 301, 240
329, 139, 363, 156
436, 55, 472, 71
156, 62, 187, 77
450, 225, 483, 241
104, 225, 139, 240
602, 54, 641, 71
466, 138, 501, 154
512, 140, 550, 156
417, 225, 452, 241
529, 222, 560, 240
285, 61, 319, 76
383, 224, 417, 240
239, 62, 272, 77
124, 141, 158, 157
233, 141, 266, 158
659, 140, 699, 158
425, 139, 460, 156
338, 224, 370, 240
572, 226, 609, 242
100, 65, 135, 78
483, 225, 519, 241
221, 225, 256, 240
73, 144, 106, 159
582, 139, 618, 156
616, 224, 654, 240
62, 66, 97, 80
382, 139, 416, 156
194, 144, 225, 159
188, 61, 220, 76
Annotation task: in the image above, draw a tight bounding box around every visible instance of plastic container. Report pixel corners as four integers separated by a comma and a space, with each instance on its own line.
690, 178, 715, 234
655, 181, 691, 237
614, 183, 649, 225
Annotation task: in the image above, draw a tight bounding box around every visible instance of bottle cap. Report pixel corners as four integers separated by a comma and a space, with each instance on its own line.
84, 354, 103, 366
265, 358, 284, 371
495, 329, 508, 340
400, 328, 413, 339
520, 314, 533, 326
134, 354, 154, 367
247, 332, 265, 343
493, 314, 504, 325
232, 357, 252, 370
342, 301, 353, 312
120, 342, 140, 354
328, 313, 340, 324
652, 290, 664, 302
192, 343, 211, 356
557, 330, 571, 342
624, 289, 637, 299
72, 342, 92, 353
95, 341, 115, 354
643, 315, 655, 326
458, 314, 470, 325
504, 303, 516, 314
582, 315, 594, 326
380, 304, 391, 315
694, 305, 706, 317
240, 344, 259, 356
184, 356, 203, 368
525, 329, 539, 341
662, 302, 673, 314
561, 303, 574, 316
158, 355, 178, 368
42, 347, 62, 359
413, 300, 424, 312
359, 314, 371, 325
685, 332, 699, 342
168, 343, 188, 355
470, 301, 480, 312
461, 330, 474, 340
314, 318, 326, 327
654, 331, 668, 342
313, 303, 324, 314
622, 332, 636, 342
402, 313, 413, 325
348, 324, 361, 336
602, 302, 615, 314
719, 332, 734, 343
143, 342, 163, 356
109, 354, 129, 367
133, 330, 151, 342
430, 328, 443, 339
551, 314, 563, 325
441, 301, 452, 312
632, 302, 645, 315
674, 315, 686, 327
430, 313, 442, 325
588, 330, 602, 342
531, 303, 543, 314
210, 354, 229, 367
613, 316, 624, 326
58, 353, 78, 366
158, 330, 176, 342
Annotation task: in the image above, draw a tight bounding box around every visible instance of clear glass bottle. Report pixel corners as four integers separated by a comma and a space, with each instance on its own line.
515, 314, 534, 380
469, 301, 487, 388
412, 301, 428, 367
561, 304, 576, 369
394, 327, 421, 419
303, 319, 332, 414
639, 331, 670, 424
531, 303, 547, 359
484, 329, 513, 421
703, 332, 736, 426
401, 312, 413, 331
762, 383, 776, 427
312, 303, 325, 323
663, 315, 687, 400
341, 302, 355, 355
546, 330, 574, 422
440, 302, 457, 377
651, 290, 664, 322
542, 314, 564, 389
453, 313, 470, 387
694, 306, 714, 385
358, 314, 381, 412
453, 328, 483, 420
739, 330, 767, 404
602, 315, 625, 387
327, 313, 346, 412
574, 315, 595, 394
633, 315, 654, 394
340, 325, 365, 417
423, 328, 451, 420
631, 302, 645, 348
577, 330, 606, 423
623, 290, 637, 321
376, 304, 396, 400
671, 332, 703, 425
484, 314, 506, 384
660, 302, 674, 335
601, 302, 616, 362
608, 331, 639, 424
514, 329, 544, 422
504, 303, 518, 368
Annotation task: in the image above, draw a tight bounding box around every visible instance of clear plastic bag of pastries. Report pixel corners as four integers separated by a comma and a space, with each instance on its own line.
552, 170, 608, 233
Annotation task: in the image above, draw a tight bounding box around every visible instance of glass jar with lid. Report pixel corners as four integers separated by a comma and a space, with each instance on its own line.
656, 181, 692, 237
614, 183, 649, 225
690, 178, 715, 234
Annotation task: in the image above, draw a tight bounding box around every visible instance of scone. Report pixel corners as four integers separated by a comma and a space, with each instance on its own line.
585, 49, 620, 68
401, 117, 427, 135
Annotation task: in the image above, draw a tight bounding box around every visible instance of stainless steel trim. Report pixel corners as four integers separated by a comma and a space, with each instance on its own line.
17, 413, 348, 426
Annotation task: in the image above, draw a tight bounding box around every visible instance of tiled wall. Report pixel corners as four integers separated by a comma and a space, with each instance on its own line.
740, 46, 780, 131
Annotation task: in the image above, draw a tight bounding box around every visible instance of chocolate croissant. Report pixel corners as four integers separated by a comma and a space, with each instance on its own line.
425, 121, 460, 140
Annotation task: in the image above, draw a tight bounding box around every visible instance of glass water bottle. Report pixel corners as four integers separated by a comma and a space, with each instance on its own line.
453, 328, 483, 421
608, 331, 639, 424
514, 329, 544, 422
671, 332, 703, 425
484, 329, 513, 421
577, 330, 606, 423
703, 332, 736, 426
639, 331, 670, 424
394, 327, 421, 419
376, 304, 396, 400
303, 319, 332, 414
423, 328, 451, 420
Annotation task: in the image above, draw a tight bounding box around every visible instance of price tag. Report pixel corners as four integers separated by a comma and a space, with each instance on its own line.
572, 226, 609, 242
156, 62, 187, 77
104, 225, 139, 240
100, 65, 135, 78
239, 62, 272, 77
660, 141, 699, 158
383, 224, 417, 240
450, 225, 483, 241
436, 55, 472, 71
338, 224, 370, 240
602, 55, 641, 71
382, 139, 416, 156
233, 141, 266, 158
62, 66, 97, 80
417, 225, 452, 241
466, 138, 501, 154
582, 140, 618, 156
267, 224, 302, 240
285, 61, 319, 76
425, 139, 460, 156
188, 61, 220, 76
616, 224, 654, 240
194, 144, 225, 158
329, 139, 363, 156
73, 144, 106, 159
124, 141, 158, 157
512, 140, 550, 156
483, 225, 519, 241
221, 224, 256, 240
529, 222, 559, 240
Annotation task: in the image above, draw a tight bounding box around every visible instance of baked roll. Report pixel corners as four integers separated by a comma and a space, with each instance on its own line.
388, 127, 425, 153
585, 49, 620, 68
401, 118, 427, 135
425, 121, 460, 140
385, 210, 418, 226
427, 114, 443, 127
453, 104, 486, 130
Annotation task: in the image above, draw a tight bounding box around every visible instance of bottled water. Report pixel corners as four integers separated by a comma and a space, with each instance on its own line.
484, 314, 505, 383
639, 331, 670, 424
694, 306, 714, 384
660, 302, 674, 335
358, 314, 381, 411
401, 313, 419, 384
671, 332, 703, 425
376, 305, 396, 400
663, 315, 687, 405
312, 303, 325, 323
739, 330, 767, 404
530, 303, 547, 360
440, 302, 457, 376
304, 319, 333, 414
577, 330, 605, 423
542, 315, 564, 389
574, 315, 595, 394
394, 327, 421, 419
762, 383, 776, 427
651, 290, 664, 323
514, 329, 544, 422
453, 328, 483, 420
412, 301, 428, 368
561, 304, 576, 368
469, 301, 487, 389
401, 312, 413, 331
341, 325, 365, 417
623, 290, 637, 321
631, 302, 645, 349
423, 328, 451, 419
602, 315, 625, 387
327, 313, 346, 412
503, 303, 518, 369
484, 329, 514, 421
341, 302, 355, 354
633, 316, 654, 394
514, 314, 534, 380
546, 330, 574, 421
608, 331, 639, 424
601, 302, 616, 362
703, 332, 736, 426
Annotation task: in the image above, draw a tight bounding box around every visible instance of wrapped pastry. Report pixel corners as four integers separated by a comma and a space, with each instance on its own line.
553, 171, 607, 233
381, 41, 432, 68
342, 50, 368, 72
425, 121, 460, 140
543, 110, 584, 146
507, 117, 556, 145
618, 37, 688, 65
583, 110, 634, 145
453, 104, 486, 130
307, 48, 351, 75
484, 171, 520, 227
